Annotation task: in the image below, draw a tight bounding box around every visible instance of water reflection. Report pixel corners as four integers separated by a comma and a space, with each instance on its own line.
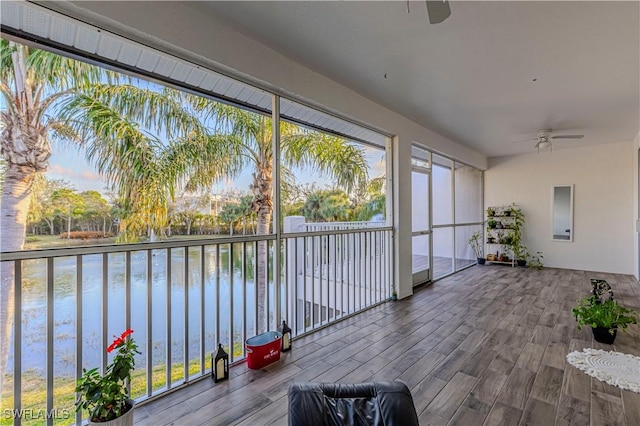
10, 243, 271, 378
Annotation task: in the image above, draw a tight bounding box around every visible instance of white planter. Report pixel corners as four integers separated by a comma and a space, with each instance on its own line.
88, 400, 134, 426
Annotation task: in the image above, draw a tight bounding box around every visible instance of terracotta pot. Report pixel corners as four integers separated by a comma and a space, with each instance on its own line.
592, 326, 617, 344
88, 400, 134, 426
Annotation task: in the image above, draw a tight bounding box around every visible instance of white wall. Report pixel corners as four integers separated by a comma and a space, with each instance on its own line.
486, 141, 635, 274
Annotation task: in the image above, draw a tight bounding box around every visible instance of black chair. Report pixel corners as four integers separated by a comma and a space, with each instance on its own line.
288, 381, 419, 426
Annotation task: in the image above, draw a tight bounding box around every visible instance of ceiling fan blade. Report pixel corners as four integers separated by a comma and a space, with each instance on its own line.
512, 137, 538, 144
426, 0, 451, 24
551, 135, 584, 140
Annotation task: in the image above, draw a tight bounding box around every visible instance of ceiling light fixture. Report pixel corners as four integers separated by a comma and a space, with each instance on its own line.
536, 139, 552, 153
426, 0, 451, 24
407, 1, 452, 24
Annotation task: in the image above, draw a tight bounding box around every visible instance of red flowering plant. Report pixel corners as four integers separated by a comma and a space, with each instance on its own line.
75, 329, 140, 422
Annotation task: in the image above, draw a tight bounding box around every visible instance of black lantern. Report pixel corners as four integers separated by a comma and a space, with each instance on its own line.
211, 343, 229, 383
279, 320, 292, 352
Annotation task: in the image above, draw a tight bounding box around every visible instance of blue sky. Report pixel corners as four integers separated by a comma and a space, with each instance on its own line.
47, 142, 386, 197
1, 39, 387, 196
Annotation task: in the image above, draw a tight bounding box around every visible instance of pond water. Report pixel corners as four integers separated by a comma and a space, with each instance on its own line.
8, 244, 275, 378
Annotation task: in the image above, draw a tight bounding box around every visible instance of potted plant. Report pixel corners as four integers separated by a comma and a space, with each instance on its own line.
468, 230, 485, 264
487, 219, 497, 229
76, 329, 140, 425
513, 243, 529, 267
572, 297, 637, 344
487, 207, 495, 217
528, 251, 544, 269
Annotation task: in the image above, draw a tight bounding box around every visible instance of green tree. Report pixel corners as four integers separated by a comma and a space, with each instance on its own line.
181, 103, 368, 332
80, 190, 110, 233
0, 40, 214, 390
351, 176, 386, 221
301, 189, 351, 222
27, 176, 72, 235
50, 188, 85, 238
218, 200, 244, 235
170, 194, 211, 236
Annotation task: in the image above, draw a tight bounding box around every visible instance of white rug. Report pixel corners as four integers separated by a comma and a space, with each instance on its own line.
567, 348, 640, 393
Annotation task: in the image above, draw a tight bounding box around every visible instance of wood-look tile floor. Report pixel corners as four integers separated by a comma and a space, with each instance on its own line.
134, 266, 640, 425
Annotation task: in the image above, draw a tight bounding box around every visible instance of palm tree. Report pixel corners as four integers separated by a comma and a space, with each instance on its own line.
0, 39, 370, 389
0, 40, 217, 391
180, 102, 369, 332
301, 189, 352, 222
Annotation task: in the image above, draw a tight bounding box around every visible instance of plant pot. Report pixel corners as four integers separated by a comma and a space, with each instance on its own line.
516, 259, 527, 267
477, 257, 486, 265
592, 326, 617, 344
88, 400, 134, 426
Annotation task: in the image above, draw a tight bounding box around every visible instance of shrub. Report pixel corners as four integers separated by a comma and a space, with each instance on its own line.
60, 231, 114, 240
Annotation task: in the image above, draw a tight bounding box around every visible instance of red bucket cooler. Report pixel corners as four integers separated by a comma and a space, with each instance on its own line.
246, 331, 282, 369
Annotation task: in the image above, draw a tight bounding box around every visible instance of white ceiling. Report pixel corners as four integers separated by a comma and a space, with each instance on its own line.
191, 1, 639, 157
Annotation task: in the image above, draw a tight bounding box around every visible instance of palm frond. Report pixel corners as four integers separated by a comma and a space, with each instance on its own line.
0, 39, 15, 82
75, 84, 208, 141
281, 132, 368, 192
187, 95, 265, 143
55, 91, 172, 233
26, 45, 121, 90
165, 133, 247, 192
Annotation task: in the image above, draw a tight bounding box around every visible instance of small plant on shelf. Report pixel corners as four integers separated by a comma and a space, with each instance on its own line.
487, 219, 497, 229
487, 207, 495, 217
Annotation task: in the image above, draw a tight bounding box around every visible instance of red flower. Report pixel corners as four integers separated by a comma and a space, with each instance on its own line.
106, 342, 117, 353
106, 330, 134, 353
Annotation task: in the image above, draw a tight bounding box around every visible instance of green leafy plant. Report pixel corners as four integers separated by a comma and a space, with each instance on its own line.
487, 207, 495, 217
512, 243, 529, 261
572, 297, 637, 334
487, 219, 497, 229
468, 230, 484, 258
529, 251, 544, 269
501, 234, 515, 247
76, 329, 140, 422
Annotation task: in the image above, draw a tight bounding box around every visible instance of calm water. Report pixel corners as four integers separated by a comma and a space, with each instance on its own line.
9, 244, 275, 378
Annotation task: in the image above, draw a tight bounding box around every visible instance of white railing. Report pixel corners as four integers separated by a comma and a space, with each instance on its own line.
302, 221, 386, 232
1, 220, 392, 425
284, 217, 392, 333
